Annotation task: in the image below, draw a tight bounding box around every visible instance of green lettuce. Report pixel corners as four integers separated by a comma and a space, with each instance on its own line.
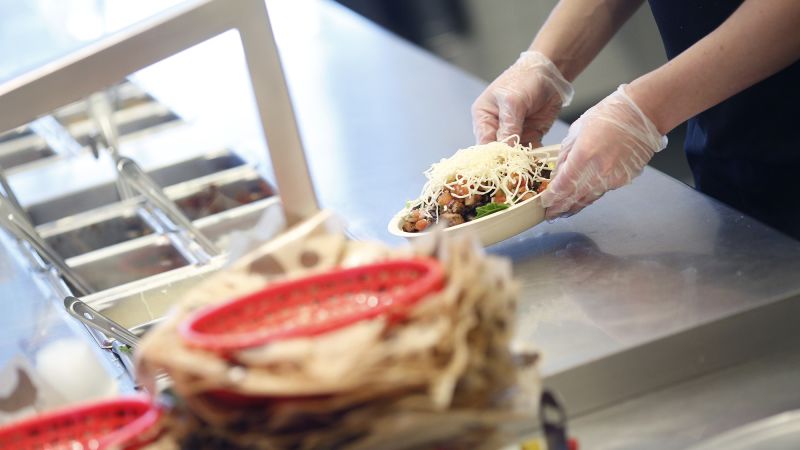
475, 202, 510, 219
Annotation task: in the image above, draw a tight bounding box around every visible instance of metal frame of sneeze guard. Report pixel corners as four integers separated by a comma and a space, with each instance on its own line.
0, 0, 319, 226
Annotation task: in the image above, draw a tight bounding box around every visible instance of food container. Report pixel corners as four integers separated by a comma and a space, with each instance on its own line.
70, 236, 190, 292
77, 199, 283, 336
389, 144, 559, 247
41, 206, 155, 259
0, 81, 178, 175
26, 182, 128, 226
53, 81, 157, 126
82, 262, 222, 334
146, 151, 245, 187
53, 81, 180, 145
24, 151, 249, 226
0, 127, 55, 171
173, 174, 275, 221
0, 126, 32, 144
195, 195, 280, 244
0, 144, 55, 170
69, 102, 180, 146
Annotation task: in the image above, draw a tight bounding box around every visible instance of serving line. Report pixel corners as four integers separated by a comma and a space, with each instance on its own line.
0, 0, 797, 447
67, 0, 800, 444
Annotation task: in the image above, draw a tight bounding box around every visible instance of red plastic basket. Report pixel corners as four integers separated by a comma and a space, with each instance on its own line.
179, 258, 444, 353
0, 397, 161, 450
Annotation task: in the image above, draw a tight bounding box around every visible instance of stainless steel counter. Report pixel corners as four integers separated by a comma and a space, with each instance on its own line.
266, 0, 800, 378
505, 168, 800, 372
1, 0, 799, 447
569, 342, 800, 449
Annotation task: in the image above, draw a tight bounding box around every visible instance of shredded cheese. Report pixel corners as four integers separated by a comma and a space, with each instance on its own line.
408, 136, 549, 220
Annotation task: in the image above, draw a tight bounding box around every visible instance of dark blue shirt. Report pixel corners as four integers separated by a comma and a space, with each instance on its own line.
648, 0, 800, 239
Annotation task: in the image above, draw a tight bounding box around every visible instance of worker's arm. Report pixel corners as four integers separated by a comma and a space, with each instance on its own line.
531, 0, 645, 81
542, 0, 800, 218
628, 0, 800, 134
471, 0, 644, 145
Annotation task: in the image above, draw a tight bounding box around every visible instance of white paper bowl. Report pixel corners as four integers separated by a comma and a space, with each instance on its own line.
388, 144, 559, 246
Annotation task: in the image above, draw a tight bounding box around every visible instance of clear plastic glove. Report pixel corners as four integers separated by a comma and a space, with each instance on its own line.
540, 84, 668, 219
472, 51, 574, 147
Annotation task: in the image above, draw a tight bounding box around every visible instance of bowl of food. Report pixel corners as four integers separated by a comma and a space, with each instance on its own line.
389, 139, 559, 246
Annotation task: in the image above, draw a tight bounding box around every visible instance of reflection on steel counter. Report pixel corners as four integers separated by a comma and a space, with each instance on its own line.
175, 178, 275, 221
46, 214, 154, 259
71, 241, 189, 291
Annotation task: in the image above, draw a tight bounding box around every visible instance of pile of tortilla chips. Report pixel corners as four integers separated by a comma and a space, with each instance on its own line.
136, 213, 540, 450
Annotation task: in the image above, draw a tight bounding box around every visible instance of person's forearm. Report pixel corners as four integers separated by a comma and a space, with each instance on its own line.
531, 0, 645, 81
627, 0, 800, 134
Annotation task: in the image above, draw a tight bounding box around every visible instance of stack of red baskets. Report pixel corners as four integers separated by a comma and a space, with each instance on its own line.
0, 396, 162, 450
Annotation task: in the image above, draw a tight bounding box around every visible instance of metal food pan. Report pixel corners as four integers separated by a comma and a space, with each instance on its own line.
146, 151, 245, 187
82, 260, 223, 331
0, 126, 33, 144
70, 236, 190, 292
0, 132, 44, 154
40, 206, 155, 259
68, 102, 180, 146
26, 182, 122, 226
195, 195, 280, 244
0, 145, 55, 169
0, 131, 55, 170
0, 81, 157, 169
24, 150, 248, 226
73, 194, 280, 331
112, 106, 180, 138
172, 173, 276, 221
53, 81, 153, 126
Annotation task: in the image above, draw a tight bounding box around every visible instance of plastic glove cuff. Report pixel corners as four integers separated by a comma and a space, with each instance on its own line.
519, 51, 575, 108
617, 84, 668, 152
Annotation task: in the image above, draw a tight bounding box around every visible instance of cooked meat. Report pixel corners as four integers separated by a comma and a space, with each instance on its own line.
441, 213, 465, 226
447, 199, 465, 214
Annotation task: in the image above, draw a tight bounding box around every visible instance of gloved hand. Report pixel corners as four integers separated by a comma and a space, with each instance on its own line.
472, 51, 574, 147
540, 84, 668, 219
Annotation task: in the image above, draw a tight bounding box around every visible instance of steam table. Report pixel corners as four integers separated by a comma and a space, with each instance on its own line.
1, 0, 799, 448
